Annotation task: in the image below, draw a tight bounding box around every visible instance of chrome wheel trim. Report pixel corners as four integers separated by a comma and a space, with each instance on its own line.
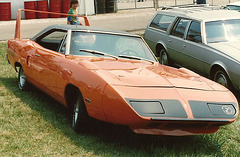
19, 68, 26, 88
216, 73, 228, 87
73, 98, 80, 127
160, 49, 168, 65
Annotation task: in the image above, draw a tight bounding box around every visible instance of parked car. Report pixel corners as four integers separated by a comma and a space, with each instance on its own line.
6, 9, 239, 136
144, 5, 240, 92
225, 1, 240, 11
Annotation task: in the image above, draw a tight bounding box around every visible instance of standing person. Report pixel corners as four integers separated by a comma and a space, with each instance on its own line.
67, 0, 82, 25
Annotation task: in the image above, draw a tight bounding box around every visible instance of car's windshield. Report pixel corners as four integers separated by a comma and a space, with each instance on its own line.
70, 31, 156, 61
227, 5, 240, 11
205, 19, 240, 43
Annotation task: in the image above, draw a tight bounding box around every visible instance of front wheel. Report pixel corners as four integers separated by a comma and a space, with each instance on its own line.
18, 66, 28, 90
159, 48, 169, 65
72, 92, 89, 133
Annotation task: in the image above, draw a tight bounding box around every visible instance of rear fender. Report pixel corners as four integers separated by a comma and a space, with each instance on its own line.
155, 41, 167, 56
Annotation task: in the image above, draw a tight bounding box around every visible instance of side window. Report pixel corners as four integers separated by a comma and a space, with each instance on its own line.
149, 14, 163, 29
42, 31, 66, 41
186, 21, 202, 43
36, 30, 67, 52
171, 18, 190, 38
149, 14, 175, 31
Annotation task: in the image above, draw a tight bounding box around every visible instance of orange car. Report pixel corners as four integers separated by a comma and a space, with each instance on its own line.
6, 10, 239, 136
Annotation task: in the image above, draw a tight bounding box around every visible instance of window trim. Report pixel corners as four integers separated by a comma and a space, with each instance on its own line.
34, 29, 68, 52
65, 30, 72, 56
170, 17, 191, 39
186, 20, 203, 43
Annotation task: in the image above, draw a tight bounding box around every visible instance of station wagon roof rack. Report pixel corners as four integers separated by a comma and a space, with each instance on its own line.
161, 4, 221, 13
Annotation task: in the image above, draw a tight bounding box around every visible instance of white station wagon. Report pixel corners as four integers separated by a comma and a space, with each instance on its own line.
144, 5, 240, 92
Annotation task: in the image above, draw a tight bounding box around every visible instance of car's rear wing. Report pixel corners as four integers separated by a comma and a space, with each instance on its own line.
14, 9, 90, 40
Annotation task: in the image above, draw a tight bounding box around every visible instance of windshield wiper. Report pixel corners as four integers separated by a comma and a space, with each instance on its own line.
118, 55, 155, 64
79, 49, 118, 60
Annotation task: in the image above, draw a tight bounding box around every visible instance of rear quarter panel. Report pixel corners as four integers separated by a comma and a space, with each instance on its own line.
7, 39, 36, 75
7, 39, 21, 70
144, 26, 169, 56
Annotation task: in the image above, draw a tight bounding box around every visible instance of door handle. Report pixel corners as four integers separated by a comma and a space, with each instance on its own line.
35, 54, 40, 57
168, 40, 171, 42
182, 45, 186, 47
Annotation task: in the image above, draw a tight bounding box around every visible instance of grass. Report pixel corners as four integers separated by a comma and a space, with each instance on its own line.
0, 41, 240, 156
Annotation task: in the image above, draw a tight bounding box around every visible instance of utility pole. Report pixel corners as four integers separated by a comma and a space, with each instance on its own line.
153, 0, 159, 11
84, 0, 87, 16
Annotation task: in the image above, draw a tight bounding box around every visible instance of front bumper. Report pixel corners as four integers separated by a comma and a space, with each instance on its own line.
127, 99, 238, 121
130, 121, 221, 136
126, 99, 238, 136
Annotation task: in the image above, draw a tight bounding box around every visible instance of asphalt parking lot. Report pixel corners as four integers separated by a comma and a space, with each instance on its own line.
0, 0, 236, 41
0, 8, 155, 41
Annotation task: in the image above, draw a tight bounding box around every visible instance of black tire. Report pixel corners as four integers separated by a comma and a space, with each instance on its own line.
159, 48, 169, 65
213, 69, 233, 90
18, 66, 28, 91
72, 92, 89, 133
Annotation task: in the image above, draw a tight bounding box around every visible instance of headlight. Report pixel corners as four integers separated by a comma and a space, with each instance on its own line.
189, 101, 237, 119
130, 101, 165, 116
208, 104, 236, 116
127, 99, 187, 118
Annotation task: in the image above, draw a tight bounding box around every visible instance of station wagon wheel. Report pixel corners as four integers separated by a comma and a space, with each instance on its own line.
159, 48, 169, 65
72, 92, 89, 133
213, 69, 232, 90
18, 66, 28, 90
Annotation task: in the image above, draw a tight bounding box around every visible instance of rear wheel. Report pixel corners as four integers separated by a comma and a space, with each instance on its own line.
72, 92, 89, 133
18, 66, 28, 90
159, 48, 169, 65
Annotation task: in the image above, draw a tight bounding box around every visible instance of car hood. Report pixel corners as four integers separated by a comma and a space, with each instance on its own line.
77, 58, 226, 91
208, 41, 240, 61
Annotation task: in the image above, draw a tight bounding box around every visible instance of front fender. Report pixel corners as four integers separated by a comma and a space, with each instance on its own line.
210, 61, 229, 79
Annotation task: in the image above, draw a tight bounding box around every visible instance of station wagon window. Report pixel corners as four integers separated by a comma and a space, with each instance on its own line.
149, 14, 175, 31
36, 30, 67, 52
227, 5, 240, 11
186, 21, 202, 43
206, 19, 240, 43
171, 18, 190, 38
